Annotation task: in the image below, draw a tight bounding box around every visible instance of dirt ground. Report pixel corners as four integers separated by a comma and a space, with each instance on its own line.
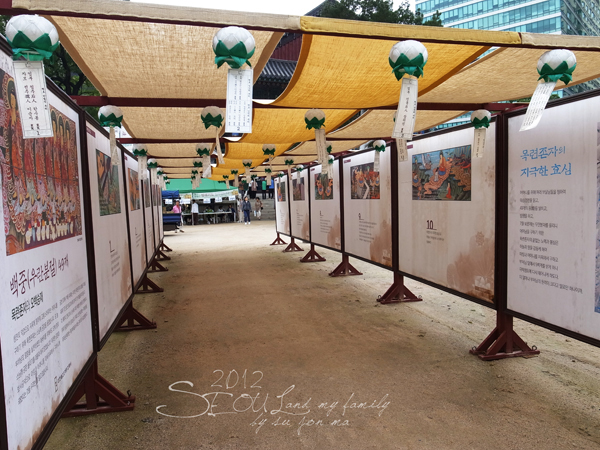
45, 221, 600, 450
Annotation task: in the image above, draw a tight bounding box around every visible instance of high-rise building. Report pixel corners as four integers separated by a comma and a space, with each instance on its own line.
417, 0, 600, 93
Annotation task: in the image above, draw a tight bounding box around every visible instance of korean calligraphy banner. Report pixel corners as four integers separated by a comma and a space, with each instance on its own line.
398, 126, 496, 304
310, 161, 341, 251
0, 55, 93, 450
86, 120, 132, 344
275, 177, 290, 235
342, 149, 392, 268
507, 95, 600, 340
124, 153, 147, 286
290, 170, 310, 242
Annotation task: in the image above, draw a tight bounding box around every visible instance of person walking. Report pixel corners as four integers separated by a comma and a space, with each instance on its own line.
242, 196, 252, 225
191, 200, 199, 225
254, 198, 263, 220
261, 178, 267, 199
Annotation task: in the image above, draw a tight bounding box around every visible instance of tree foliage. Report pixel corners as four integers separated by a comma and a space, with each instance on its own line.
320, 0, 442, 26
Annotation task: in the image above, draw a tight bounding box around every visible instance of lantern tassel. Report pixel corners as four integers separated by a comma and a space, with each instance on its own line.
109, 126, 119, 166
150, 168, 157, 185
225, 179, 230, 189
215, 128, 225, 164
315, 128, 327, 165
266, 173, 271, 185
203, 156, 210, 177
204, 165, 212, 179
374, 151, 381, 172
473, 128, 486, 158
233, 174, 238, 188
138, 155, 147, 180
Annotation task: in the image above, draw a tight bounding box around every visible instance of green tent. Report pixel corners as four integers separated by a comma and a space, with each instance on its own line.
167, 178, 236, 194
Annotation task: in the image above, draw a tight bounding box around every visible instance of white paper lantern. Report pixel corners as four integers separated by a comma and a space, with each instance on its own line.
212, 26, 256, 69
6, 15, 59, 60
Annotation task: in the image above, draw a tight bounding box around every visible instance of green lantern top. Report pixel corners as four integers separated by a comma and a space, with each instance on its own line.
5, 15, 59, 61
213, 26, 256, 69
98, 105, 123, 128
388, 40, 428, 81
201, 106, 224, 129
537, 49, 577, 85
305, 109, 326, 130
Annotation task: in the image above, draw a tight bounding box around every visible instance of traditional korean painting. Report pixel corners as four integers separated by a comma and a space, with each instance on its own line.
314, 173, 334, 200
350, 162, 380, 199
412, 146, 472, 201
96, 149, 121, 216
1, 69, 82, 255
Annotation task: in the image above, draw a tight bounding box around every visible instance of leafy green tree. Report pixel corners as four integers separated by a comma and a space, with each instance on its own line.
320, 0, 442, 26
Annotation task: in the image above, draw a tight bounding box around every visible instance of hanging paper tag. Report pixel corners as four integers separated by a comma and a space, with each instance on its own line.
520, 81, 556, 131
226, 68, 253, 133
13, 60, 53, 138
396, 138, 408, 162
473, 128, 486, 158
392, 77, 418, 140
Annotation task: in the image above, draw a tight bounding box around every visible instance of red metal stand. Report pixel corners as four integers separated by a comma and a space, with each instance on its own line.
377, 272, 422, 304
329, 254, 362, 277
115, 302, 157, 332
136, 274, 164, 294
470, 312, 539, 360
270, 232, 287, 245
283, 237, 303, 253
155, 249, 171, 261
300, 243, 326, 262
148, 258, 168, 273
160, 242, 173, 252
62, 360, 135, 418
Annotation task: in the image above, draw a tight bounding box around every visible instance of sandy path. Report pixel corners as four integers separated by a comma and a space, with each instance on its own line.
45, 221, 600, 450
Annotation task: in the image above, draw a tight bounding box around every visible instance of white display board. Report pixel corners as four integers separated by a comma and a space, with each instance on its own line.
399, 126, 496, 303
310, 161, 341, 250
86, 122, 133, 342
124, 154, 147, 285
0, 69, 93, 450
152, 183, 160, 249
507, 97, 600, 340
142, 176, 154, 263
290, 171, 310, 241
342, 150, 392, 267
275, 177, 290, 235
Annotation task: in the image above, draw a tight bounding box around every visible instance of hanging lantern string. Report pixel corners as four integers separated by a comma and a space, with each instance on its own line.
133, 145, 148, 180
231, 169, 239, 188
305, 109, 327, 171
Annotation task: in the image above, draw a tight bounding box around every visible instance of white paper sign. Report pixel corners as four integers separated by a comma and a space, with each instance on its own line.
12, 60, 53, 138
203, 198, 211, 204
226, 68, 253, 133
229, 195, 236, 201
473, 128, 486, 158
215, 197, 223, 203
165, 199, 173, 204
520, 81, 556, 131
392, 77, 418, 140
396, 138, 408, 162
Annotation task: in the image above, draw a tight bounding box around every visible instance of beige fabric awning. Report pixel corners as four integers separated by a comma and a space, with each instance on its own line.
11, 0, 600, 174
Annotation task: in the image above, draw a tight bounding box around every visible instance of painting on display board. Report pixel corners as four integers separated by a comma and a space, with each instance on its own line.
291, 171, 309, 241
124, 155, 146, 285
310, 162, 341, 250
0, 55, 93, 450
343, 149, 392, 267
86, 122, 132, 342
508, 96, 600, 341
275, 177, 290, 235
399, 127, 495, 303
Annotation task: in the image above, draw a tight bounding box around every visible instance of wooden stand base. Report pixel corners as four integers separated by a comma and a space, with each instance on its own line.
270, 233, 287, 245
148, 258, 168, 273
115, 303, 157, 332
329, 254, 362, 277
470, 313, 540, 360
377, 273, 422, 304
283, 237, 303, 253
300, 244, 326, 262
136, 274, 164, 294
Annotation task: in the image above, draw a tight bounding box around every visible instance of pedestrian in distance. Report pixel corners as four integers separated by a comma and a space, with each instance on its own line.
242, 196, 252, 225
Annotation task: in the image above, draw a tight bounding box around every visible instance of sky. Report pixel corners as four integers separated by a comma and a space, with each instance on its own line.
130, 0, 416, 16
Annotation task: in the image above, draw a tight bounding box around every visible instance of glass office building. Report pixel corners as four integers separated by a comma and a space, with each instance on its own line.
417, 0, 600, 94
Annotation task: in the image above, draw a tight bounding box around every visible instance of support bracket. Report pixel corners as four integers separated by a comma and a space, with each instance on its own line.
270, 232, 287, 246
300, 244, 326, 263
148, 258, 168, 273
160, 242, 173, 252
377, 273, 422, 304
283, 237, 303, 253
329, 254, 362, 277
470, 313, 540, 360
115, 302, 157, 332
62, 360, 135, 418
136, 274, 164, 294
155, 249, 171, 261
